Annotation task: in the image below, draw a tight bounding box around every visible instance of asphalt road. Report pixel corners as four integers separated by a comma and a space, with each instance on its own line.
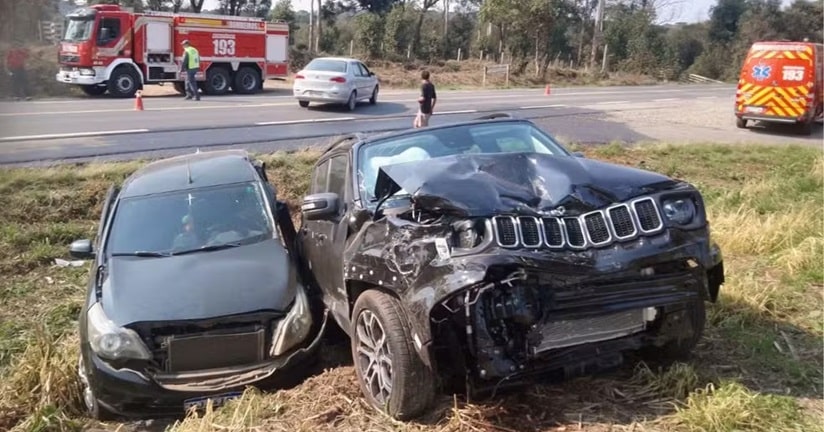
0, 83, 738, 164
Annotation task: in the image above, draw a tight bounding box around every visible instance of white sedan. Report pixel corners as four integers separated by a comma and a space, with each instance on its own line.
293, 57, 380, 111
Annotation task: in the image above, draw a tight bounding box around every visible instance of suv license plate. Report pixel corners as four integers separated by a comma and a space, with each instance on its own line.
183, 391, 242, 411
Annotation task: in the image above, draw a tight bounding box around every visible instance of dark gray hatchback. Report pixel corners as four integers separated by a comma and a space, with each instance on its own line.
69, 150, 326, 419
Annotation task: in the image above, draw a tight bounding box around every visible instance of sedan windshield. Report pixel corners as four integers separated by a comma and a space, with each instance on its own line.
106, 182, 275, 256
64, 18, 95, 42
304, 59, 348, 73
357, 122, 570, 202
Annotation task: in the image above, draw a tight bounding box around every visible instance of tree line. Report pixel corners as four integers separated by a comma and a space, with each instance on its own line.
3, 0, 822, 82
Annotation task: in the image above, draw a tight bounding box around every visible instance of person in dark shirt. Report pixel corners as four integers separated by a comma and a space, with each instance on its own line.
5, 40, 31, 101
414, 70, 437, 128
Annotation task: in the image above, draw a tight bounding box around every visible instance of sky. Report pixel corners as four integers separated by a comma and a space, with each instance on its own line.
201, 0, 797, 24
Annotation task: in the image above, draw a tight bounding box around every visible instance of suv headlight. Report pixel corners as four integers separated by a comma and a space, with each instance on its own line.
270, 285, 313, 357
662, 198, 696, 225
87, 303, 151, 361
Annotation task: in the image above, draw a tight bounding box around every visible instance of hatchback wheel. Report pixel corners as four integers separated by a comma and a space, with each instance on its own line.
351, 291, 435, 420
78, 356, 116, 420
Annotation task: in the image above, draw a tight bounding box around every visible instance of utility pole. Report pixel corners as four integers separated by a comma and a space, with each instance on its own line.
443, 0, 449, 56
309, 0, 315, 53
589, 0, 605, 71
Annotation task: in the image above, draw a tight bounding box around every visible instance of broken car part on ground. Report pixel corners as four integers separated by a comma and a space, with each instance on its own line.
300, 114, 725, 420
69, 150, 326, 420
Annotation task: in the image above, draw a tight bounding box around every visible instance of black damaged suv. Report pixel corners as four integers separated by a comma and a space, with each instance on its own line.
299, 115, 725, 420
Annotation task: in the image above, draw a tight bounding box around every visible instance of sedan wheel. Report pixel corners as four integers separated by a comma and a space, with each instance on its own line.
346, 91, 357, 111
351, 291, 435, 420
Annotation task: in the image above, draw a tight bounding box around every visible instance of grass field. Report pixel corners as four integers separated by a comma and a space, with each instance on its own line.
0, 142, 821, 432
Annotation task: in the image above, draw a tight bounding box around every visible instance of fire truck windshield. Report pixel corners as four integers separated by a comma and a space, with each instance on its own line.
64, 18, 95, 42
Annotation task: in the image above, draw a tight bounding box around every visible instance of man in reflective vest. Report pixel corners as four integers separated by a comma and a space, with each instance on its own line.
180, 40, 201, 101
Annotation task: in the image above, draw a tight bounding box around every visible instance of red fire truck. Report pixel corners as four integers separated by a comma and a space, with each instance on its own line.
56, 4, 289, 98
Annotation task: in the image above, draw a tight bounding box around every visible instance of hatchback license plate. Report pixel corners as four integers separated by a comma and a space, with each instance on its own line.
183, 391, 242, 411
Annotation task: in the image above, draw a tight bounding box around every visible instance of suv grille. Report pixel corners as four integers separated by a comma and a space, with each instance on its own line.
492, 197, 665, 250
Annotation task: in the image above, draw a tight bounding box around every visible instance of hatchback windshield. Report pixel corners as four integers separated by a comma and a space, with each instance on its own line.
357, 122, 570, 202
106, 182, 274, 255
304, 59, 348, 73
64, 18, 95, 42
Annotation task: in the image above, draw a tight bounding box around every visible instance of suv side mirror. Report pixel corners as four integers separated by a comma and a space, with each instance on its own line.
69, 239, 95, 259
302, 193, 340, 221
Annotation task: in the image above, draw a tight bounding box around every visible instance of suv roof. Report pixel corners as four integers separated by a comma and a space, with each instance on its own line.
321, 113, 523, 157
120, 150, 258, 198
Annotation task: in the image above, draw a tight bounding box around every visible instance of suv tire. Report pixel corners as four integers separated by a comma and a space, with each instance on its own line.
351, 290, 435, 420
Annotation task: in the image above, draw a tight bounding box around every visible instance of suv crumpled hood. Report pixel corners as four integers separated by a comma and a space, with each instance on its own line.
374, 153, 679, 217
101, 239, 297, 327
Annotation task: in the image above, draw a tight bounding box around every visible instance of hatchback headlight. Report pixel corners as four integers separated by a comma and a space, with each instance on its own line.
270, 285, 313, 357
87, 303, 151, 361
662, 198, 696, 225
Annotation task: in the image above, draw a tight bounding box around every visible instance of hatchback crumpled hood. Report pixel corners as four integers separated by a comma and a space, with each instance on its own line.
101, 239, 297, 327
374, 153, 679, 216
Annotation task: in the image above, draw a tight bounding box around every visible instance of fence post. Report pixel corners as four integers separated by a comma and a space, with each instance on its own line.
480, 50, 484, 61
483, 66, 487, 87
457, 48, 461, 61
350, 40, 354, 56
505, 64, 510, 87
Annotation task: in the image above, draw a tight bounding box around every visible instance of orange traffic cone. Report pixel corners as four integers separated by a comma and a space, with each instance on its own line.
134, 90, 144, 111
544, 84, 551, 96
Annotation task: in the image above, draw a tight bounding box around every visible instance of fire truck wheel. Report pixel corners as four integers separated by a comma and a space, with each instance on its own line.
204, 67, 231, 96
80, 85, 107, 97
233, 67, 260, 95
107, 67, 139, 98
299, 101, 310, 108
735, 117, 747, 129
173, 82, 186, 95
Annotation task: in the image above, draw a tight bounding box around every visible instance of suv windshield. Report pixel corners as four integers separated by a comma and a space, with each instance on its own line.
305, 59, 348, 73
64, 17, 95, 42
357, 122, 570, 202
106, 182, 275, 256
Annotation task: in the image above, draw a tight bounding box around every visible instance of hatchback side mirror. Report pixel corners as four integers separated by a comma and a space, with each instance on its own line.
69, 239, 95, 259
302, 193, 340, 221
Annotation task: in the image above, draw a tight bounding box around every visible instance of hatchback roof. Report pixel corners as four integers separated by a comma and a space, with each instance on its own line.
120, 150, 257, 198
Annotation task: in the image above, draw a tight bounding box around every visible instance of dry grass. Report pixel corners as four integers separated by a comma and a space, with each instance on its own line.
0, 142, 821, 431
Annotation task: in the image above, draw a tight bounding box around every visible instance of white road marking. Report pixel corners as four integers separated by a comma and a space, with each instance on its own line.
0, 129, 150, 142
255, 117, 356, 126
437, 109, 477, 114
520, 104, 567, 109
653, 98, 679, 102
698, 96, 719, 100
596, 100, 630, 105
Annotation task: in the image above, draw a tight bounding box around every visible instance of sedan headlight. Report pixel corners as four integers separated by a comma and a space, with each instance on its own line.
662, 198, 696, 225
87, 303, 151, 361
270, 285, 313, 357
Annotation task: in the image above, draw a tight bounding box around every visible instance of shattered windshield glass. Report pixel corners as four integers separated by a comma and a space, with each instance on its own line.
64, 18, 95, 42
357, 122, 570, 203
106, 182, 275, 256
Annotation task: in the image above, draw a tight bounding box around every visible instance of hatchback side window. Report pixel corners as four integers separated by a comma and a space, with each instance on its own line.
327, 155, 348, 199
312, 160, 330, 194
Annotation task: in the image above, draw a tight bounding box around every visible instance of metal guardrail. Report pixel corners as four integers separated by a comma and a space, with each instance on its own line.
688, 73, 724, 84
